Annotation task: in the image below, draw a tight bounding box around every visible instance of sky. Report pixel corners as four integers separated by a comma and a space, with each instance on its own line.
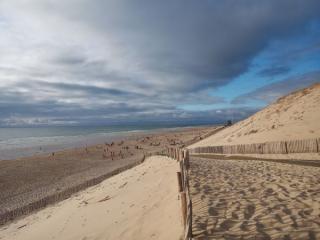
0, 0, 320, 127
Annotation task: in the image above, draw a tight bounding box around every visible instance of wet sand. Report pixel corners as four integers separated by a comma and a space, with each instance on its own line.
189, 157, 320, 240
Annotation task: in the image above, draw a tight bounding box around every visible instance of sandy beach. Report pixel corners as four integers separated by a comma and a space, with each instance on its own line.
0, 126, 218, 225
189, 157, 320, 239
0, 156, 183, 240
182, 84, 320, 239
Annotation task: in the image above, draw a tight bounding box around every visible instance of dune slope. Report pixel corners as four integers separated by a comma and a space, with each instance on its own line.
0, 156, 182, 240
191, 83, 320, 148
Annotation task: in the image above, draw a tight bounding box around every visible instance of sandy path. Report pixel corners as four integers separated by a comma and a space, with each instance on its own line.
0, 156, 182, 240
189, 157, 320, 240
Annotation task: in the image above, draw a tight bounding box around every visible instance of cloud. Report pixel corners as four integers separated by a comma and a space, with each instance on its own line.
0, 1, 320, 125
0, 104, 259, 127
232, 71, 320, 104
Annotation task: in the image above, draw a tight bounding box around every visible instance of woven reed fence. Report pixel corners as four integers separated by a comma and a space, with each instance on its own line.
166, 147, 192, 240
190, 137, 320, 155
0, 155, 146, 225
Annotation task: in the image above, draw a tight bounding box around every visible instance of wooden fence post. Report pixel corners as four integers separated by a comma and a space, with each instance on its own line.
187, 200, 192, 239
284, 141, 288, 154
177, 172, 183, 192
181, 191, 187, 226
185, 150, 190, 170
176, 148, 179, 161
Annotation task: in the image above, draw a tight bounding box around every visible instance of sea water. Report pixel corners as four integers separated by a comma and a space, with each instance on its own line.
0, 123, 202, 160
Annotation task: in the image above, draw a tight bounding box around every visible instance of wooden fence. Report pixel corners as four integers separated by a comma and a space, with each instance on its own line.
0, 155, 146, 225
190, 137, 320, 155
166, 147, 192, 240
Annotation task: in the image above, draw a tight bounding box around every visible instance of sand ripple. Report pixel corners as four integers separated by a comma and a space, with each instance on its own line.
189, 157, 320, 240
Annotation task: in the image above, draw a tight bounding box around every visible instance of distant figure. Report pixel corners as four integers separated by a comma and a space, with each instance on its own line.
225, 120, 233, 127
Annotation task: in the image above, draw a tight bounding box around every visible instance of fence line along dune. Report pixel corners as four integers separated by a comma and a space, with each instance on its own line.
0, 157, 145, 225
190, 137, 320, 155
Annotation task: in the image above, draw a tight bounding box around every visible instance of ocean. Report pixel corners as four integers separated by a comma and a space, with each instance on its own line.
0, 123, 205, 160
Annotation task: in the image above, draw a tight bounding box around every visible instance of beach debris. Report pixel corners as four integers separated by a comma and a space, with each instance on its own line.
98, 195, 111, 202
119, 182, 128, 189
17, 224, 27, 229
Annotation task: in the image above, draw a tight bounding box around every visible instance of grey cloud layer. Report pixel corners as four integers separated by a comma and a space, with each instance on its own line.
0, 0, 320, 125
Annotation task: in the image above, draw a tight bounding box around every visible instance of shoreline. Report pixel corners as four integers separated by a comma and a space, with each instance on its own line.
0, 124, 217, 160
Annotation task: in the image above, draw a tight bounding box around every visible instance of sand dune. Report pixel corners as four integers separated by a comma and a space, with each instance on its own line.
191, 83, 320, 148
186, 83, 320, 238
0, 156, 182, 240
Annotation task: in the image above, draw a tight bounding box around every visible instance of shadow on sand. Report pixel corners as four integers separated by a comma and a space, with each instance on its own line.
189, 157, 320, 240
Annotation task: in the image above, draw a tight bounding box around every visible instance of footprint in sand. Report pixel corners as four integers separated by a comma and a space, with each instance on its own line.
219, 219, 236, 231
244, 204, 255, 220
231, 211, 239, 220
290, 215, 299, 229
208, 207, 219, 216
275, 213, 284, 224
255, 231, 271, 240
240, 220, 250, 231
282, 207, 292, 215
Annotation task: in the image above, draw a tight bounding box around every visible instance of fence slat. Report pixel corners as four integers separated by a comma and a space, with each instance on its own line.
191, 137, 319, 155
